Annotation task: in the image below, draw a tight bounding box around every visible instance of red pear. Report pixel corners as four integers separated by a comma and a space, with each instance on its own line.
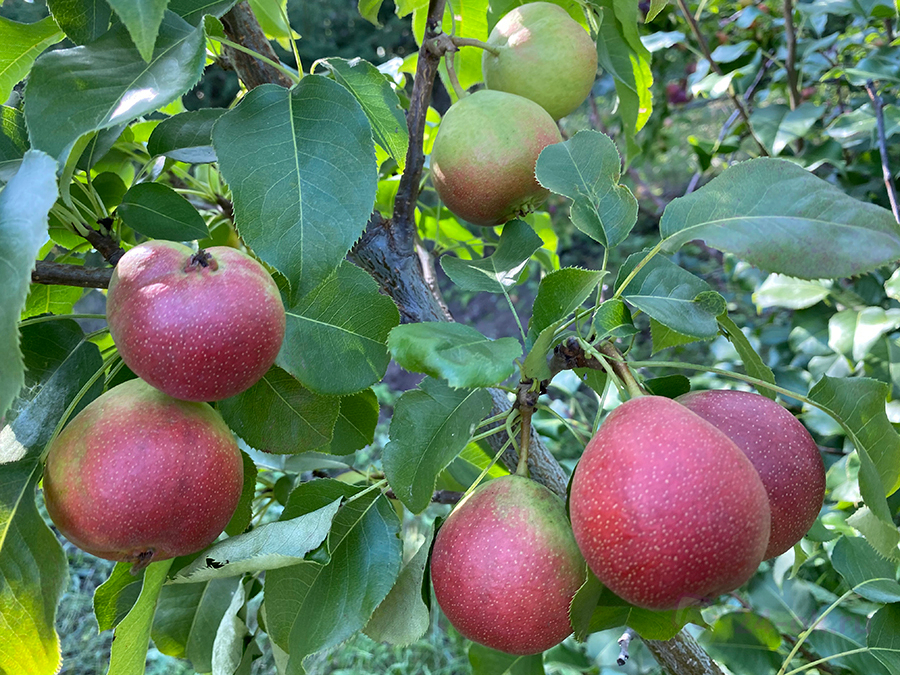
43, 379, 244, 567
431, 90, 562, 227
106, 240, 285, 402
569, 396, 771, 610
677, 389, 825, 558
430, 475, 585, 655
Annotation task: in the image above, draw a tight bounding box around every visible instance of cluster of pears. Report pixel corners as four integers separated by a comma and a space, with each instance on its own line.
430, 387, 825, 654
431, 2, 597, 226
43, 241, 286, 569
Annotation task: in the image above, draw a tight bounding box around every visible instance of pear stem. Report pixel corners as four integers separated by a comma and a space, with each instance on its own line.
595, 341, 646, 399
450, 36, 501, 57
515, 410, 531, 476
443, 53, 467, 99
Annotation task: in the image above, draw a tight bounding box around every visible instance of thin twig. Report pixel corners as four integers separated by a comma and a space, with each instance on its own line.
675, 0, 769, 156
31, 261, 113, 288
783, 0, 801, 110
864, 80, 900, 223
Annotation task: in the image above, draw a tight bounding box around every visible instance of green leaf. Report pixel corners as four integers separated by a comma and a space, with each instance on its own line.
169, 0, 238, 25
169, 498, 341, 584
151, 576, 239, 674
22, 284, 84, 320
750, 102, 825, 156
592, 298, 637, 340
643, 374, 691, 399
0, 468, 68, 675
94, 563, 145, 632
809, 376, 900, 498
468, 644, 544, 675
319, 389, 379, 455
700, 611, 782, 675
646, 0, 668, 20
0, 150, 58, 422
321, 57, 408, 169
382, 378, 492, 513
147, 108, 225, 163
522, 317, 567, 382
224, 450, 256, 537
265, 480, 402, 674
277, 262, 399, 396
569, 572, 701, 642
364, 522, 434, 645
660, 158, 900, 279
217, 366, 339, 455
615, 252, 725, 339
846, 507, 900, 561
831, 536, 900, 603
753, 274, 832, 310
108, 560, 174, 675
0, 16, 63, 107
388, 322, 520, 389
117, 182, 210, 241
26, 12, 205, 166
358, 0, 385, 25
441, 220, 543, 294
593, 0, 653, 158
829, 308, 900, 363
649, 317, 708, 353
535, 130, 637, 247
807, 609, 890, 675
211, 579, 247, 675
247, 0, 292, 38
0, 106, 28, 184
718, 314, 777, 400
869, 604, 900, 674
106, 0, 169, 62
530, 267, 605, 336
47, 0, 112, 44
212, 78, 377, 299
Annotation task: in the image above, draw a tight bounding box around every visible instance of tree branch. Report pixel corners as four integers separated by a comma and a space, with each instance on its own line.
220, 1, 294, 89
32, 261, 112, 288
864, 80, 900, 223
675, 0, 769, 156
783, 0, 801, 110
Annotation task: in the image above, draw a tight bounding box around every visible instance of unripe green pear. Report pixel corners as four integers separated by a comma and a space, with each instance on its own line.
43, 379, 244, 568
570, 396, 771, 610
430, 475, 585, 655
483, 2, 597, 120
677, 389, 826, 558
431, 90, 562, 226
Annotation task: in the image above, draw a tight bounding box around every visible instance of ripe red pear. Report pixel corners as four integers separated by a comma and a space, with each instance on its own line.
569, 396, 771, 610
107, 240, 285, 402
430, 475, 585, 655
43, 379, 244, 567
483, 2, 597, 120
677, 390, 825, 558
431, 90, 562, 226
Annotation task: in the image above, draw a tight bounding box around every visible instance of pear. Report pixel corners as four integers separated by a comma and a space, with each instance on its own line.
569, 396, 771, 610
677, 390, 825, 558
430, 475, 585, 654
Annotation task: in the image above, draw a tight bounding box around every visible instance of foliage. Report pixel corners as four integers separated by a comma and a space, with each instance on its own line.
1, 0, 900, 674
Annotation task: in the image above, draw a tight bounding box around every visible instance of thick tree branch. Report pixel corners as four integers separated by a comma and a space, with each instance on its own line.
220, 1, 294, 89
864, 80, 900, 222
675, 0, 769, 156
783, 0, 801, 110
32, 261, 112, 288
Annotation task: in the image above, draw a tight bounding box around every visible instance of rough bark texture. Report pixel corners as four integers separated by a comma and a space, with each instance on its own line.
32, 261, 112, 288
220, 1, 294, 89
644, 633, 726, 675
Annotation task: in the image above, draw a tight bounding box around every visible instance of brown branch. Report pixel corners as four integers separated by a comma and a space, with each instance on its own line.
783, 0, 801, 110
220, 1, 294, 89
864, 80, 900, 223
392, 1, 448, 248
31, 261, 112, 288
81, 224, 125, 266
644, 632, 726, 675
386, 489, 462, 504
675, 0, 769, 156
